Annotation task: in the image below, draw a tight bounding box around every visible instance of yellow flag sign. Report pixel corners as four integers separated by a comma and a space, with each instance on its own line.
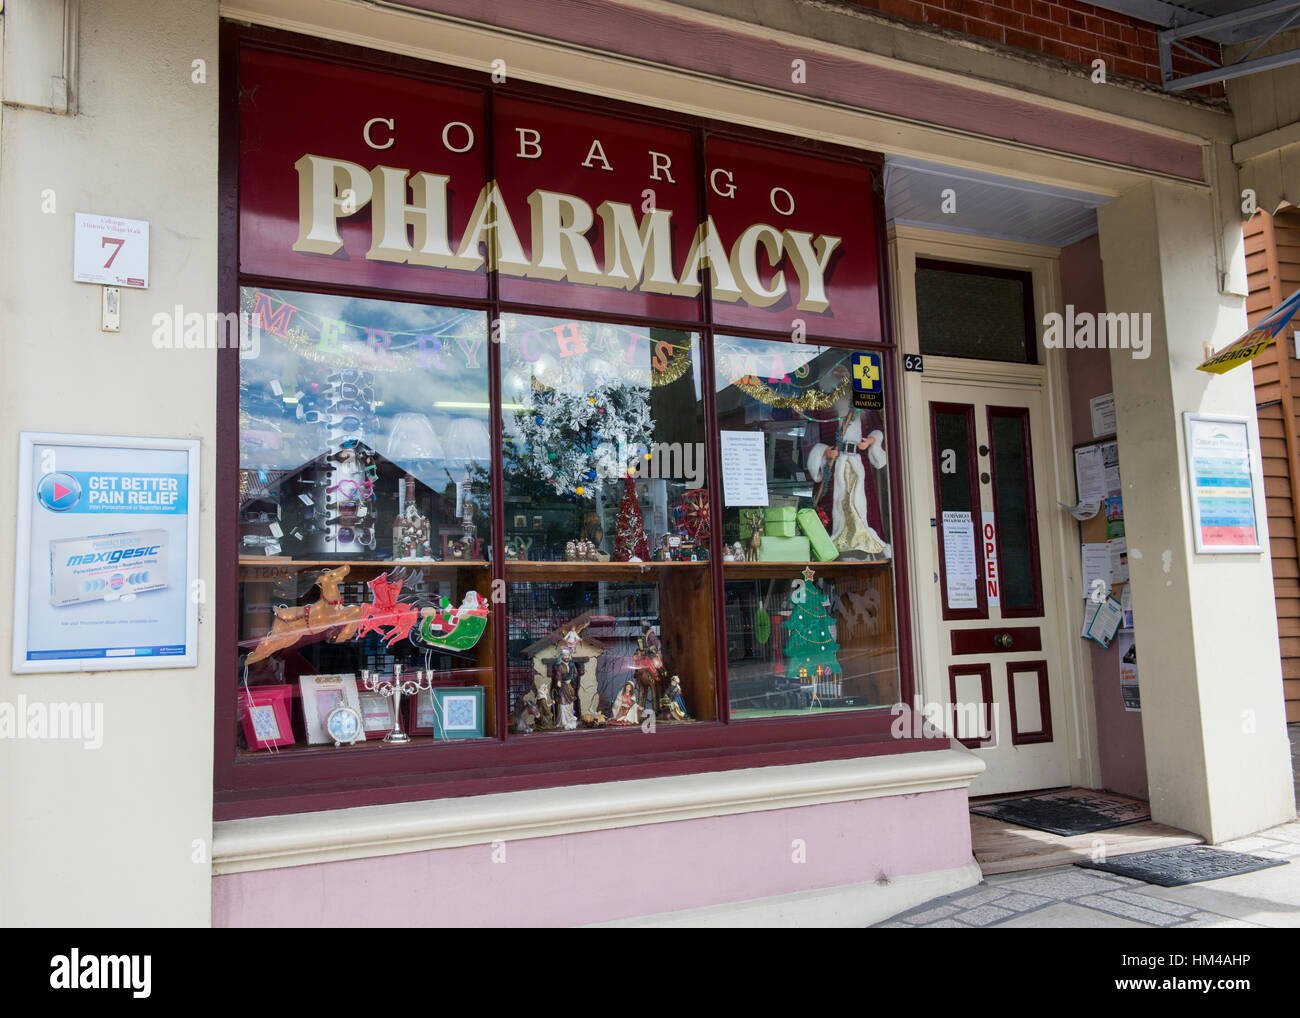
1198, 288, 1300, 374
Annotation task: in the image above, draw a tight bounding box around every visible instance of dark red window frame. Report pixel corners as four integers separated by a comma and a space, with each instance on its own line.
214, 23, 930, 821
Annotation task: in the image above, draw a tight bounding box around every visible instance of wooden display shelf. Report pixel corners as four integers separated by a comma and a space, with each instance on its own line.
504, 560, 709, 582
722, 560, 892, 580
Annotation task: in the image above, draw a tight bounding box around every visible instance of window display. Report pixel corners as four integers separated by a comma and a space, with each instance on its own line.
236, 287, 494, 753
714, 336, 899, 717
221, 32, 905, 812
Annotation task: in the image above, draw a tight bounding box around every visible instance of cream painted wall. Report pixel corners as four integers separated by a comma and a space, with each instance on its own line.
1098, 181, 1297, 842
0, 0, 219, 925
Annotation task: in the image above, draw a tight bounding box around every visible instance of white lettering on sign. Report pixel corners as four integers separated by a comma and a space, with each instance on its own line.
363, 117, 395, 150
983, 512, 1000, 607
290, 154, 843, 312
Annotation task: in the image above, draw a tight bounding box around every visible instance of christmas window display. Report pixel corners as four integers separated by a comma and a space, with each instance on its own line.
499, 314, 709, 565
236, 287, 495, 753
715, 335, 898, 717
507, 580, 714, 733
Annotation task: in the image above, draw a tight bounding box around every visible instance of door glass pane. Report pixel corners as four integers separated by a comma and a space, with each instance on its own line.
933, 411, 973, 514
988, 408, 1042, 615
916, 260, 1035, 363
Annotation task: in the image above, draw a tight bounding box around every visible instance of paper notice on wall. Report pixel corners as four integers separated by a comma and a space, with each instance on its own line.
1101, 441, 1122, 498
1090, 392, 1117, 437
1108, 537, 1129, 584
1082, 542, 1111, 600
942, 510, 978, 610
982, 512, 1000, 607
719, 431, 769, 507
1059, 498, 1101, 521
1121, 583, 1133, 628
1117, 629, 1140, 711
1074, 446, 1107, 503
1082, 594, 1124, 648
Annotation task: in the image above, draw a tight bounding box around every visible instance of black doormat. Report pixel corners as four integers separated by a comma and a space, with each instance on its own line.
1077, 845, 1288, 887
970, 790, 1151, 836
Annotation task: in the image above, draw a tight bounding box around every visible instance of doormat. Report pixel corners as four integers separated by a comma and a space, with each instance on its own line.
970, 789, 1151, 836
1077, 845, 1287, 887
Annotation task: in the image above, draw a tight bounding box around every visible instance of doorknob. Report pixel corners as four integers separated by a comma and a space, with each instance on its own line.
994, 632, 1014, 649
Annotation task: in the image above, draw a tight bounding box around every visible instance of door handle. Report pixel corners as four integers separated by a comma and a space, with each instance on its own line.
994, 632, 1014, 649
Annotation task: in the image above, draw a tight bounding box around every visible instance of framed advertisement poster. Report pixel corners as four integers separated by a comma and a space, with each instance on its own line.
1183, 413, 1265, 554
12, 432, 201, 672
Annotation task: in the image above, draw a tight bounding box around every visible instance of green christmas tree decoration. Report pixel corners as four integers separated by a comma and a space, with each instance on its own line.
783, 580, 842, 682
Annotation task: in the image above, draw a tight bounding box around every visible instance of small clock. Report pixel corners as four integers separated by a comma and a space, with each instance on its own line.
326, 705, 363, 746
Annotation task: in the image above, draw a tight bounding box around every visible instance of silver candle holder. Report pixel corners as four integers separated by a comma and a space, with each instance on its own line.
361, 664, 432, 744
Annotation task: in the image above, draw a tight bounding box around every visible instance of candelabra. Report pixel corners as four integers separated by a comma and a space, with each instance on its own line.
361, 664, 432, 744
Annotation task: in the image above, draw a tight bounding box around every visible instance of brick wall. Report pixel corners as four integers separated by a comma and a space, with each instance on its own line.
843, 0, 1223, 95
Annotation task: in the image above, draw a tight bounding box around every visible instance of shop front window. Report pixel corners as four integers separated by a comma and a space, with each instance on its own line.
500, 316, 716, 730
221, 31, 909, 814
715, 335, 899, 716
236, 287, 495, 751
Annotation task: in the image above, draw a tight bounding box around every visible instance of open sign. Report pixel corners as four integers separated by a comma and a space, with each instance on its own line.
983, 513, 1000, 607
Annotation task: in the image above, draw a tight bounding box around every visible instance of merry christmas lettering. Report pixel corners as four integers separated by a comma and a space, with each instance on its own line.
292, 142, 843, 312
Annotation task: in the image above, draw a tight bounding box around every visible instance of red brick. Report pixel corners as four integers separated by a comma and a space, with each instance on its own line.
1059, 25, 1094, 47
875, 0, 927, 21
1112, 56, 1147, 79
964, 17, 1006, 43
1003, 27, 1038, 50
1030, 0, 1055, 20
1023, 14, 1062, 38
1040, 38, 1080, 62
924, 7, 968, 32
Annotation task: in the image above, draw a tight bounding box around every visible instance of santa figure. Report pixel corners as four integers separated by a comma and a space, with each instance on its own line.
804, 365, 891, 558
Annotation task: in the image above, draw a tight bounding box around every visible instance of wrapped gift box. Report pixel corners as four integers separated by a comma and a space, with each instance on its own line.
797, 507, 839, 561
759, 535, 811, 561
741, 505, 800, 539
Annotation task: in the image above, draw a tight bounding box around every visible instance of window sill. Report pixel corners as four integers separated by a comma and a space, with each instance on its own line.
212, 742, 984, 874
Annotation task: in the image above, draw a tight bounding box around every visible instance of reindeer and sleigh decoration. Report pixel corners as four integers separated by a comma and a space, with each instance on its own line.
243, 564, 489, 665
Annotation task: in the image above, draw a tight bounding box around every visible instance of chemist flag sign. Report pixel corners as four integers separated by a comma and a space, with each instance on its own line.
1198, 287, 1300, 375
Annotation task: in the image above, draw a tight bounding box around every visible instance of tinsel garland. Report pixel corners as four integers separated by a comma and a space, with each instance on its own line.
732, 377, 850, 410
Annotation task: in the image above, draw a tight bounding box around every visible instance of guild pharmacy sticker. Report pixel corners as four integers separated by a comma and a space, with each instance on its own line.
850, 351, 884, 410
73, 212, 149, 288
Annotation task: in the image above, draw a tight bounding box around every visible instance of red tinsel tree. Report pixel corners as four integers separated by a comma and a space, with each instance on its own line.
613, 475, 651, 561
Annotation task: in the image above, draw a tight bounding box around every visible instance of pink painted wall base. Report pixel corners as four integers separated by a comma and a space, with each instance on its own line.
213, 787, 973, 926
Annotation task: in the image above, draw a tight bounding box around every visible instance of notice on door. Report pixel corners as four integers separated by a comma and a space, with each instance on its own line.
942, 510, 979, 610
982, 511, 1000, 607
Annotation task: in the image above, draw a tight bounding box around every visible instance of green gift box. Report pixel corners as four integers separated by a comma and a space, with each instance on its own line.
741, 505, 797, 539
797, 508, 839, 562
759, 535, 811, 562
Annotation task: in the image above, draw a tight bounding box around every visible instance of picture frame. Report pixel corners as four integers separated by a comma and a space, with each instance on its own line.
1182, 412, 1266, 554
237, 684, 295, 751
356, 686, 397, 740
12, 432, 201, 673
407, 675, 470, 736
298, 673, 365, 745
409, 683, 483, 738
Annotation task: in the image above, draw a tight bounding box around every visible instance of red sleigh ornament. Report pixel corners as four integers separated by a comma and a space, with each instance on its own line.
358, 572, 419, 647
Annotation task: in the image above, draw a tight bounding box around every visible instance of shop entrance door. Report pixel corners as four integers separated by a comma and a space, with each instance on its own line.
915, 379, 1071, 796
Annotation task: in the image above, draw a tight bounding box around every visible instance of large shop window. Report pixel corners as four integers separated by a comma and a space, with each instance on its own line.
220, 31, 908, 812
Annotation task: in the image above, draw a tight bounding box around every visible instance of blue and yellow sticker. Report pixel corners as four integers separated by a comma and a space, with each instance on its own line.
850, 351, 884, 410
